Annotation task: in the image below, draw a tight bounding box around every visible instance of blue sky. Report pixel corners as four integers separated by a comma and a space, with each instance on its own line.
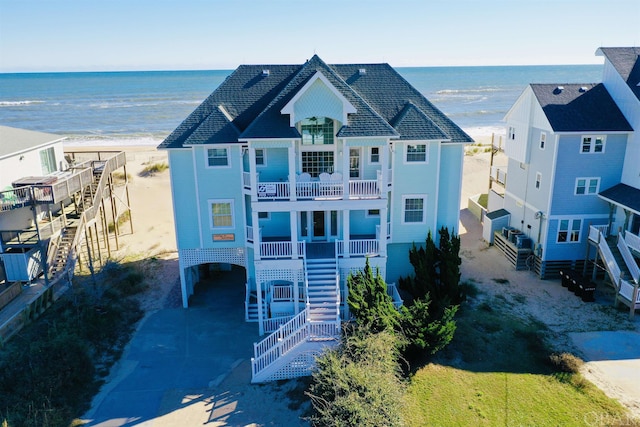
1, 0, 638, 72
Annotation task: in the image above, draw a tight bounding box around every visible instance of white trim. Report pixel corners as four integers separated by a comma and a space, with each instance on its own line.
574, 177, 600, 195
404, 143, 428, 164
192, 149, 204, 248
547, 213, 610, 220
280, 71, 357, 126
555, 218, 582, 244
255, 148, 267, 167
368, 146, 380, 164
365, 209, 380, 218
205, 145, 232, 168
401, 194, 427, 225
580, 135, 606, 154
349, 147, 362, 179
209, 199, 236, 230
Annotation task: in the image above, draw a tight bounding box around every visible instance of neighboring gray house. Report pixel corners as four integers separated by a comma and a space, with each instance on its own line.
486, 47, 640, 314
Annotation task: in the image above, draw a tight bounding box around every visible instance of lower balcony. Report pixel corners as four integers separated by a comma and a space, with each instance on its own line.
255, 237, 383, 260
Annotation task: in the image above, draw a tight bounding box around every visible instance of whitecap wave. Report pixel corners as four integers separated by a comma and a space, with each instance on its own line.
0, 100, 45, 107
63, 134, 165, 147
463, 126, 506, 138
436, 88, 503, 95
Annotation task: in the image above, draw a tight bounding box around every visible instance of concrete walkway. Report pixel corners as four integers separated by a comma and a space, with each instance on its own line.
82, 267, 268, 426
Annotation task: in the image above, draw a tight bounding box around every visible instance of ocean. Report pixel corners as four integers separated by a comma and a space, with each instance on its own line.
0, 65, 602, 146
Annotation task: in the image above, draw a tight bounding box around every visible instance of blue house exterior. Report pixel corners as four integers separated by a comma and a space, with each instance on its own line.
487, 48, 640, 283
159, 56, 472, 381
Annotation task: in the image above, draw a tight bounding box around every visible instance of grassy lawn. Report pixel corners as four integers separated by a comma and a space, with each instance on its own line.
402, 293, 634, 427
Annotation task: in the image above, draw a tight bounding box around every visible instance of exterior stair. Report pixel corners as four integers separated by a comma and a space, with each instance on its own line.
305, 258, 340, 324
49, 226, 78, 280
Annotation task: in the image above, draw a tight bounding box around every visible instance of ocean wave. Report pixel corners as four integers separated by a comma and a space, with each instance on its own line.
463, 126, 506, 138
0, 100, 45, 107
436, 88, 503, 95
63, 134, 166, 147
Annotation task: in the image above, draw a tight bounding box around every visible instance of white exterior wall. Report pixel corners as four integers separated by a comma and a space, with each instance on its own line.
0, 141, 65, 189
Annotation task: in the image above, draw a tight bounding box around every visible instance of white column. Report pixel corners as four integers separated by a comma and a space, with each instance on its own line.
381, 142, 390, 191
380, 205, 388, 257
288, 141, 297, 201
257, 278, 265, 335
342, 141, 350, 200
343, 209, 350, 258
290, 211, 299, 259
249, 147, 258, 202
179, 258, 189, 308
252, 211, 261, 260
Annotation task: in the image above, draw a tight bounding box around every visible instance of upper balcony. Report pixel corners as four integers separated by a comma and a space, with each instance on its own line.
243, 169, 391, 202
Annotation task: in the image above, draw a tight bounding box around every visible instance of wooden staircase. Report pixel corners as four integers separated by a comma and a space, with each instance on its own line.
48, 226, 78, 280
305, 258, 340, 324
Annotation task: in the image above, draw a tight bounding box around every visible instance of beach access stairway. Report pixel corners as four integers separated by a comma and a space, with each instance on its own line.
588, 225, 640, 318
250, 257, 341, 383
0, 152, 127, 343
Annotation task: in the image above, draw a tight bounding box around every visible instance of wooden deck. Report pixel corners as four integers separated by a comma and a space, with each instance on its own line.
493, 231, 532, 270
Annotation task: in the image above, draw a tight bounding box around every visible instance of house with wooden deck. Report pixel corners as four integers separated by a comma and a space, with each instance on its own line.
0, 126, 131, 340
159, 55, 473, 382
486, 47, 640, 315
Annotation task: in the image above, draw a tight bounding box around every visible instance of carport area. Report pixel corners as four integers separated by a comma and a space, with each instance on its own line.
82, 266, 264, 426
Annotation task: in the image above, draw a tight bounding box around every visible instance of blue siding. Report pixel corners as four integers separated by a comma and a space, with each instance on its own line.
257, 147, 289, 182
260, 212, 291, 238
544, 217, 608, 261
169, 150, 200, 248
293, 79, 344, 123
349, 210, 378, 237
437, 144, 463, 232
386, 243, 415, 285
550, 134, 626, 216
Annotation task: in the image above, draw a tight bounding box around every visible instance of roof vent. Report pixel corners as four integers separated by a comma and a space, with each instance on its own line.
358, 68, 367, 76
262, 69, 270, 77
579, 86, 588, 92
556, 86, 564, 91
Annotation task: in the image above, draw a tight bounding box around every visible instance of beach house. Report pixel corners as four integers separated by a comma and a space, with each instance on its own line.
0, 126, 131, 339
159, 55, 472, 381
485, 47, 640, 314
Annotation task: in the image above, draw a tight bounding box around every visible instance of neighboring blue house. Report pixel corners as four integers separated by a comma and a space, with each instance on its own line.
159, 55, 472, 381
486, 47, 640, 314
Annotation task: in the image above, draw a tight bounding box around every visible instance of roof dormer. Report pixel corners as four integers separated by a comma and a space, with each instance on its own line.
280, 71, 356, 127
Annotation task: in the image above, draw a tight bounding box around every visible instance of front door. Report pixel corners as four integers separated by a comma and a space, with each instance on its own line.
313, 211, 326, 240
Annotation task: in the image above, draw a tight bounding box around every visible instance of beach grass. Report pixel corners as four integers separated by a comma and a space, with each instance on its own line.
139, 162, 168, 176
401, 293, 634, 426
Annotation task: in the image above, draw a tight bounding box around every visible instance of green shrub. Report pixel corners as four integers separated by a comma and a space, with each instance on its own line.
307, 329, 405, 427
400, 297, 458, 355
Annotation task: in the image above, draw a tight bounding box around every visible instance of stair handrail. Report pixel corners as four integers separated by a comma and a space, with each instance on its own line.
251, 308, 310, 378
335, 271, 341, 329
597, 230, 622, 289
617, 234, 640, 284
624, 231, 640, 254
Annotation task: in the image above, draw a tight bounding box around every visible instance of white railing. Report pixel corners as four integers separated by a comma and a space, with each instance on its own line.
624, 231, 640, 254
335, 273, 341, 326
257, 182, 290, 200
263, 315, 294, 333
387, 221, 391, 240
260, 241, 292, 259
598, 233, 622, 288
387, 168, 392, 187
246, 226, 254, 243
349, 179, 379, 198
271, 284, 293, 301
243, 171, 251, 188
589, 224, 609, 242
0, 186, 32, 211
252, 308, 310, 378
618, 280, 640, 305
350, 239, 379, 256
491, 166, 507, 185
387, 283, 404, 309
336, 240, 345, 257
296, 181, 343, 199
618, 234, 640, 284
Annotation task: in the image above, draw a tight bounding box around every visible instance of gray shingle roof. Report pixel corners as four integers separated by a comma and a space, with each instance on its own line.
159, 55, 473, 149
530, 83, 632, 132
0, 126, 65, 160
599, 183, 640, 215
597, 47, 640, 102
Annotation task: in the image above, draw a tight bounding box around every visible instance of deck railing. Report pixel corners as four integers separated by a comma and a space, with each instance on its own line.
252, 177, 382, 201
242, 171, 251, 189
589, 224, 609, 242
387, 283, 403, 309
349, 179, 379, 198
0, 186, 32, 212
618, 234, 640, 284
624, 231, 640, 254
336, 239, 379, 257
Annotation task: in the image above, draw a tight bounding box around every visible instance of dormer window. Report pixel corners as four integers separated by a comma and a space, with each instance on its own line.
301, 117, 334, 145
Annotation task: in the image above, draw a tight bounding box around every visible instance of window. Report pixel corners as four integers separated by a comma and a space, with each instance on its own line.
369, 147, 380, 164
535, 172, 541, 189
557, 219, 581, 243
402, 196, 426, 224
301, 151, 334, 177
349, 148, 360, 178
366, 209, 380, 217
210, 200, 234, 229
581, 136, 605, 153
406, 144, 427, 162
258, 211, 270, 220
255, 149, 266, 166
575, 177, 600, 195
207, 148, 229, 167
301, 117, 334, 145
539, 132, 546, 150
40, 147, 57, 175
508, 126, 516, 140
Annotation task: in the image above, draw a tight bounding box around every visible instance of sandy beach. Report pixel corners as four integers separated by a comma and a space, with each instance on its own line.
79, 133, 640, 424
